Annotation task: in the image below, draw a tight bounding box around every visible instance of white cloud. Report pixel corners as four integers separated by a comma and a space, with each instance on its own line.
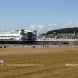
24, 24, 59, 34
1, 23, 78, 34
26, 24, 55, 34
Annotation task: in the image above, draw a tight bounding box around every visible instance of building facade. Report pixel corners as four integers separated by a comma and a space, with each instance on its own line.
0, 29, 37, 41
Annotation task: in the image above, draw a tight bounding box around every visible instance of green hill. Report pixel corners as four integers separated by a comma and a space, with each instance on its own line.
46, 27, 78, 35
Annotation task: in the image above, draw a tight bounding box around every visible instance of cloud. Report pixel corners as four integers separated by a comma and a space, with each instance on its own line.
1, 23, 78, 34
27, 24, 58, 34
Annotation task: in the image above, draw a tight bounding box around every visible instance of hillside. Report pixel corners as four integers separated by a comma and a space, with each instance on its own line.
46, 27, 78, 35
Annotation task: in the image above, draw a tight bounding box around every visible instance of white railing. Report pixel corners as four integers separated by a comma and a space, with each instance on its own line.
37, 38, 78, 41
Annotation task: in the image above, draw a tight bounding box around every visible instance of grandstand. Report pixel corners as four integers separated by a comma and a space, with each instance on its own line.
0, 29, 37, 41
0, 27, 78, 48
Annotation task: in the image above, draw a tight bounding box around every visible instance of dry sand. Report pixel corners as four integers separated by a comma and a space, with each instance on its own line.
0, 47, 77, 55
0, 48, 77, 78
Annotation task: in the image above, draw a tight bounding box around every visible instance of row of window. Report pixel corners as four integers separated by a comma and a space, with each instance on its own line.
0, 36, 19, 37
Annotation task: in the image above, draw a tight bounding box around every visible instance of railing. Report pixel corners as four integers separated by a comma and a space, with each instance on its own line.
37, 38, 78, 41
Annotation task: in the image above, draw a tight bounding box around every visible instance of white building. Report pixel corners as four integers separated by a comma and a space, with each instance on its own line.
0, 31, 20, 41
0, 29, 34, 41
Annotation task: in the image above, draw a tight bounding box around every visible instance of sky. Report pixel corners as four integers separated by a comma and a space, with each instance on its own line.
0, 0, 78, 33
